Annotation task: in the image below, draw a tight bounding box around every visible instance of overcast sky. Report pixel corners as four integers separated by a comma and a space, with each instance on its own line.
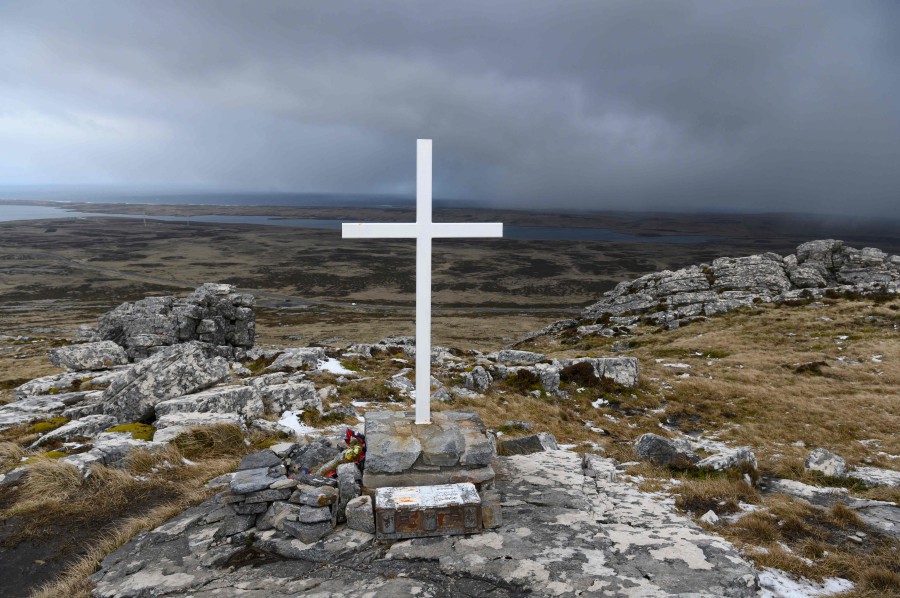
2, 1, 899, 214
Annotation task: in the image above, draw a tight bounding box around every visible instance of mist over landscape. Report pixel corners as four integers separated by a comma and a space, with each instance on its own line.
2, 1, 900, 215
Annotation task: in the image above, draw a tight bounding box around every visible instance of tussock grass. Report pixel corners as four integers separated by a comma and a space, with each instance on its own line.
171, 423, 247, 459
673, 475, 759, 515
0, 441, 28, 473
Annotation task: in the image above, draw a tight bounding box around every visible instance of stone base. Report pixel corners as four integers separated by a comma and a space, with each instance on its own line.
363, 410, 496, 489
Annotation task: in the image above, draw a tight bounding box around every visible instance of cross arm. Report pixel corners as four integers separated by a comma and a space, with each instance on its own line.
342, 222, 419, 238
430, 223, 503, 238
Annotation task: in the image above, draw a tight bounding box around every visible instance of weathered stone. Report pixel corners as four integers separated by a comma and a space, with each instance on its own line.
266, 347, 326, 372
258, 381, 320, 413
463, 366, 493, 391
697, 446, 757, 472
297, 505, 332, 524
97, 283, 255, 360
480, 488, 502, 529
499, 432, 559, 456
849, 465, 900, 488
804, 448, 847, 478
281, 520, 333, 544
237, 450, 282, 471
231, 467, 278, 494
153, 412, 244, 444
233, 502, 268, 515
290, 439, 342, 474
215, 514, 256, 538
634, 433, 699, 467
255, 500, 293, 532
30, 414, 118, 447
242, 488, 292, 504
100, 342, 228, 423
48, 341, 128, 371
59, 432, 165, 473
290, 484, 339, 507
345, 495, 376, 534
336, 462, 362, 524
154, 385, 263, 420
492, 350, 545, 365
700, 510, 720, 525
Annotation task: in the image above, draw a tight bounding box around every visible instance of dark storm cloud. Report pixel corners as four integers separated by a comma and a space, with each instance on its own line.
1, 0, 899, 214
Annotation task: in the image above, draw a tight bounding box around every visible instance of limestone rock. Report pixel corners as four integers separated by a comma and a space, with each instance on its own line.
153, 412, 245, 443
336, 462, 362, 524
258, 381, 320, 413
100, 342, 228, 424
345, 495, 375, 533
804, 448, 847, 478
266, 348, 326, 372
237, 450, 282, 471
492, 350, 545, 365
154, 385, 263, 419
499, 432, 559, 456
48, 341, 128, 371
634, 433, 699, 467
97, 283, 255, 361
290, 484, 338, 507
31, 414, 118, 447
463, 365, 493, 391
696, 446, 757, 472
89, 449, 760, 597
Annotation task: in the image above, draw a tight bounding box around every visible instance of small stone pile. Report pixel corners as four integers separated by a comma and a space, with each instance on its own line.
216, 442, 370, 545
87, 283, 256, 360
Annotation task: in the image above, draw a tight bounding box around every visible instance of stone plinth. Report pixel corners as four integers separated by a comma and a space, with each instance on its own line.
363, 410, 495, 489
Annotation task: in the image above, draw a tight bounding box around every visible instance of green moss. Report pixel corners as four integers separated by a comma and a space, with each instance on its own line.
48, 387, 60, 395
340, 359, 361, 372
106, 422, 156, 441
31, 417, 69, 434
24, 450, 67, 463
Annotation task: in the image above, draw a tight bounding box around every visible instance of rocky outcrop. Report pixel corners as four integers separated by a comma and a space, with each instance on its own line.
94, 283, 255, 360
89, 450, 759, 598
576, 240, 899, 332
48, 341, 128, 371
100, 342, 228, 423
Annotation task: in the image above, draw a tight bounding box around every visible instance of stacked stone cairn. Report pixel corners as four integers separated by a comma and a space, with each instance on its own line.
217, 438, 370, 545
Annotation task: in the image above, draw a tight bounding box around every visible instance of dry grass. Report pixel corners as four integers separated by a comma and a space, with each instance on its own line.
673, 474, 759, 515
0, 424, 281, 597
0, 440, 28, 474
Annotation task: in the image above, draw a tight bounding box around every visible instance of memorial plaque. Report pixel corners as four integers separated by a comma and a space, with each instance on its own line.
374, 482, 482, 540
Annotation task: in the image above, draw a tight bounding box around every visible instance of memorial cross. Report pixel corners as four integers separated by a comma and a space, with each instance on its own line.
342, 139, 503, 424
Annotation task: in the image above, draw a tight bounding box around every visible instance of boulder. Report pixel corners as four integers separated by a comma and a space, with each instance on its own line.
634, 433, 698, 467
153, 412, 245, 443
345, 495, 375, 534
697, 447, 757, 472
237, 450, 282, 471
463, 366, 493, 391
500, 432, 559, 456
258, 381, 320, 413
492, 350, 545, 365
100, 342, 228, 424
265, 348, 326, 372
154, 385, 264, 419
804, 448, 847, 478
31, 414, 118, 447
97, 283, 255, 361
48, 341, 128, 372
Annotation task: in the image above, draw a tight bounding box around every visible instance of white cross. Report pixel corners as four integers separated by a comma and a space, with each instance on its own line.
342, 139, 503, 424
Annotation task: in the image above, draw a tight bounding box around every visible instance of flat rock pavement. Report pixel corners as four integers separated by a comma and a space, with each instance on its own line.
90, 450, 759, 597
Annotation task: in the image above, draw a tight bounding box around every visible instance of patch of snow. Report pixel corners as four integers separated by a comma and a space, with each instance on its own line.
871, 355, 883, 363
558, 443, 576, 450
758, 568, 853, 597
351, 401, 370, 407
278, 410, 318, 436
318, 358, 355, 375
591, 398, 608, 408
